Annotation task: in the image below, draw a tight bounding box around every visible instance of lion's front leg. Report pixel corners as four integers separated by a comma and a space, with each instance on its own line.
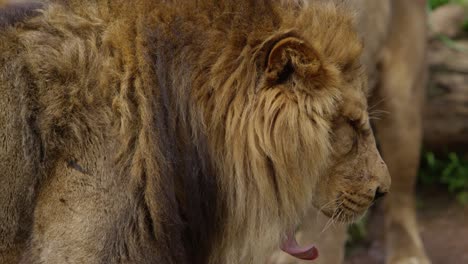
371, 1, 430, 263
372, 88, 430, 264
373, 46, 430, 264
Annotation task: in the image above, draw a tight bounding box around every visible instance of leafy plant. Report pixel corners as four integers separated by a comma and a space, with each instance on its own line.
345, 213, 369, 253
429, 0, 450, 9
429, 0, 468, 9
419, 152, 468, 204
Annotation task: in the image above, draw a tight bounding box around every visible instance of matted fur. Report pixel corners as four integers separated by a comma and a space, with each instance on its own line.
0, 1, 389, 263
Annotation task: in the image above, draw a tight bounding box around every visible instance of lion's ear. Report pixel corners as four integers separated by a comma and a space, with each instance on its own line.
265, 37, 321, 84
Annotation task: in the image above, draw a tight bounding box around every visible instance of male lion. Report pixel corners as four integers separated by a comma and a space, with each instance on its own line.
0, 1, 390, 263
269, 0, 429, 264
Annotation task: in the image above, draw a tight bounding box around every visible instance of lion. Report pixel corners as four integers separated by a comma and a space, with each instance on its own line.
269, 0, 430, 264
0, 1, 390, 263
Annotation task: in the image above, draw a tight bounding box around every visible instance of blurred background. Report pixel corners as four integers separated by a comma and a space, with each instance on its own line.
346, 1, 468, 263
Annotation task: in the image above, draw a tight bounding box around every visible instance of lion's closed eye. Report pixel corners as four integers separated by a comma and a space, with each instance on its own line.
332, 119, 359, 156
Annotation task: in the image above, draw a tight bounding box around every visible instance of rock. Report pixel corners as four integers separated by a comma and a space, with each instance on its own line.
430, 4, 467, 38
424, 38, 468, 151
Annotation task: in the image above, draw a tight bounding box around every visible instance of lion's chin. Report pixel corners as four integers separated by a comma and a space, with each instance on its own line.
280, 229, 319, 261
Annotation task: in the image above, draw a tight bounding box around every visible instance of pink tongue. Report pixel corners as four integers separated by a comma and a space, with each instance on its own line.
280, 231, 319, 261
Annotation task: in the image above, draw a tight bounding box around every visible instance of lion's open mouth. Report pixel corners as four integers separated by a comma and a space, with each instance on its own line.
280, 230, 319, 261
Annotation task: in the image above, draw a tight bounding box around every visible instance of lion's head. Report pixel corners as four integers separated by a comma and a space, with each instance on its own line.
175, 3, 391, 262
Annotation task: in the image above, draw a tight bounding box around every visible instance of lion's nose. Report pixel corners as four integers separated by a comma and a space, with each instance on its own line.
373, 187, 388, 202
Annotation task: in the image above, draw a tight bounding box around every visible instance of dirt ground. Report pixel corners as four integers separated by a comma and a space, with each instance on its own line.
345, 189, 468, 264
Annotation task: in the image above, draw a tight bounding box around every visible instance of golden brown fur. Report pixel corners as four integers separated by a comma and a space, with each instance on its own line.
269, 0, 430, 264
0, 1, 390, 263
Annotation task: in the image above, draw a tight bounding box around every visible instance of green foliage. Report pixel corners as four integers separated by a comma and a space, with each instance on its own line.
429, 0, 450, 9
346, 214, 369, 253
429, 0, 468, 9
347, 220, 367, 244
419, 152, 468, 204
437, 35, 468, 52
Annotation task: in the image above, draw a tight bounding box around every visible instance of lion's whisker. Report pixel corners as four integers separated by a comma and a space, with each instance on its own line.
320, 209, 337, 234
316, 197, 341, 222
320, 200, 344, 234
369, 109, 390, 118
368, 98, 387, 111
